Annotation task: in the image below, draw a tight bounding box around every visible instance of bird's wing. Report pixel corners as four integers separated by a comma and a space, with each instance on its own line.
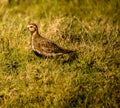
39, 40, 63, 53
40, 42, 63, 53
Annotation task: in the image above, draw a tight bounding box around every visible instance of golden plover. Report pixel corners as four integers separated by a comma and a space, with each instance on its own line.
25, 23, 74, 57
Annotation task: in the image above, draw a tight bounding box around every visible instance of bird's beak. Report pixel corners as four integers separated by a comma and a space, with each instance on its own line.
23, 27, 28, 31
24, 25, 30, 31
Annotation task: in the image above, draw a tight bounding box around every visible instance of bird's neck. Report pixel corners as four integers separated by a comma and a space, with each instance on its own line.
31, 31, 39, 37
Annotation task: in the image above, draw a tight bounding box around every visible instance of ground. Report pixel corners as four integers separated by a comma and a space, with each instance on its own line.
0, 0, 120, 107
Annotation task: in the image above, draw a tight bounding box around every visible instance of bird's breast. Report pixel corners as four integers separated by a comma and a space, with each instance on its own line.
31, 36, 35, 50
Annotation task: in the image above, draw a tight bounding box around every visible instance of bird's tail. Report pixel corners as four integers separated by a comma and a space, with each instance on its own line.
62, 49, 75, 54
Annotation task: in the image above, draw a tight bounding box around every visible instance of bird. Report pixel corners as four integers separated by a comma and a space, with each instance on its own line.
25, 23, 74, 57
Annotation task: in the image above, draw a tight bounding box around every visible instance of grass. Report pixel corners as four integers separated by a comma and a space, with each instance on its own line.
0, 0, 120, 107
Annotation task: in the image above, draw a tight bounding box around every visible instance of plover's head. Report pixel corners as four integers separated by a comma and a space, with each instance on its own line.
25, 23, 38, 33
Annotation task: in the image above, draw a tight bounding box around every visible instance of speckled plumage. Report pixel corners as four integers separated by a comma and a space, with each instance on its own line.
26, 23, 74, 57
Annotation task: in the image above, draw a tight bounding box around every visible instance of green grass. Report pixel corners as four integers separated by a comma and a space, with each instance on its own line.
0, 0, 120, 107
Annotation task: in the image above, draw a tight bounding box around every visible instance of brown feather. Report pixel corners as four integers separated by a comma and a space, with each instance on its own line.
26, 23, 74, 57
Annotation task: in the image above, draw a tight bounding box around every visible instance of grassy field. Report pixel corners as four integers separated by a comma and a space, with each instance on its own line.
0, 0, 120, 107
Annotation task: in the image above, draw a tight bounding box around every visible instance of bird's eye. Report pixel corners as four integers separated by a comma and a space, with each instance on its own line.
30, 26, 33, 28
